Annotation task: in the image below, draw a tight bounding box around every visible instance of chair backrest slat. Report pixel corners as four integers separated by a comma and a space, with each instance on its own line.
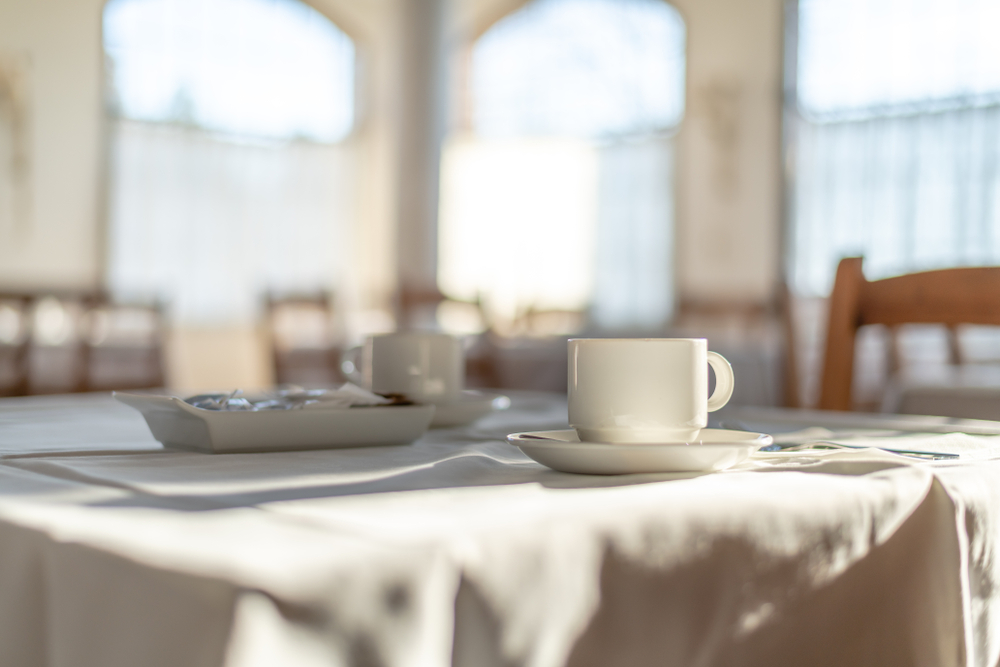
819, 257, 1000, 410
860, 267, 1000, 327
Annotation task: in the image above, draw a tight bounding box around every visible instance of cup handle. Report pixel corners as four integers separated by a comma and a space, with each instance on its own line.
340, 345, 365, 385
706, 351, 734, 412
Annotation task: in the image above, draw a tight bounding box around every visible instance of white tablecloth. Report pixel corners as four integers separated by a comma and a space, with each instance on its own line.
3, 392, 1000, 667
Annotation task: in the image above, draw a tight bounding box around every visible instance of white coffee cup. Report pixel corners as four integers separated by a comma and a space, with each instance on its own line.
568, 338, 734, 443
343, 332, 463, 404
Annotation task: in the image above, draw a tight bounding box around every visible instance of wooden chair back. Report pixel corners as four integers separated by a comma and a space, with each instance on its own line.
819, 257, 1000, 410
396, 286, 450, 331
0, 290, 165, 395
264, 291, 341, 386
79, 297, 166, 392
0, 293, 34, 396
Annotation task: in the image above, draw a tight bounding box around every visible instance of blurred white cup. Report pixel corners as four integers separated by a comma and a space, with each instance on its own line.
343, 332, 463, 404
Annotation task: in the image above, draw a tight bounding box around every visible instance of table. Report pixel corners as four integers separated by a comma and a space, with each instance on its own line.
3, 391, 1000, 667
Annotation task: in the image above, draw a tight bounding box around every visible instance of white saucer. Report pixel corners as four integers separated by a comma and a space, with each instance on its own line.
506, 428, 772, 475
431, 390, 511, 428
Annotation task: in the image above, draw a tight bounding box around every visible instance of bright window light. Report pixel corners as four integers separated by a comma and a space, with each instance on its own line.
438, 138, 598, 315
104, 0, 354, 142
799, 0, 1000, 117
472, 0, 685, 138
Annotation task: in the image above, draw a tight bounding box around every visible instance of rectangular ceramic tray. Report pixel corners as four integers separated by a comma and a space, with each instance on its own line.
114, 392, 436, 453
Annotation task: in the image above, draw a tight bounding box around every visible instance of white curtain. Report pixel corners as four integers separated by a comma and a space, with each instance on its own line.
790, 104, 1000, 295
107, 121, 357, 325
592, 133, 674, 330
792, 0, 1000, 295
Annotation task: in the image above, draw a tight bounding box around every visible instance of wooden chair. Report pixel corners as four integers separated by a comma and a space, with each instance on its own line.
264, 291, 342, 387
0, 290, 97, 395
818, 257, 1000, 410
0, 293, 33, 396
509, 305, 586, 338
0, 290, 165, 394
79, 297, 166, 392
396, 286, 450, 332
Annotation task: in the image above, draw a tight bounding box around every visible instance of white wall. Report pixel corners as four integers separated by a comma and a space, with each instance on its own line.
0, 0, 106, 289
671, 0, 785, 305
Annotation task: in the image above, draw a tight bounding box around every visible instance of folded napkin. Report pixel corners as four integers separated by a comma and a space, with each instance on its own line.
737, 427, 1000, 474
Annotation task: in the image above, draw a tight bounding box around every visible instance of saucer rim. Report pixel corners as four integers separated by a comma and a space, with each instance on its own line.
507, 428, 773, 449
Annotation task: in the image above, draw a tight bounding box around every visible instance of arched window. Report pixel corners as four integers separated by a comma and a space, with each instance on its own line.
104, 0, 354, 141
472, 0, 684, 138
438, 0, 685, 331
104, 0, 357, 326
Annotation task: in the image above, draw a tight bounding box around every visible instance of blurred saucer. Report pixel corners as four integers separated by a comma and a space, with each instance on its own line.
431, 390, 510, 428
